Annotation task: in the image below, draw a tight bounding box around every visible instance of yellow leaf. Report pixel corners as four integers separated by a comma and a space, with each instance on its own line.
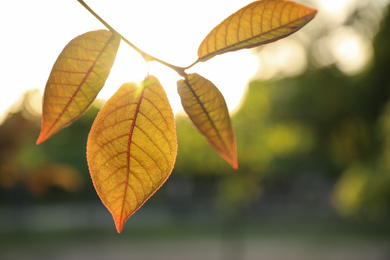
198, 0, 317, 61
177, 73, 238, 169
37, 30, 121, 144
87, 75, 177, 233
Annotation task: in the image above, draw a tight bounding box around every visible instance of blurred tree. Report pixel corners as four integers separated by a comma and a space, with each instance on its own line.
174, 4, 390, 219
0, 92, 100, 204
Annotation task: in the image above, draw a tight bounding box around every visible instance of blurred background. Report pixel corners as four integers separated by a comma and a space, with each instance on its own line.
1, 0, 390, 259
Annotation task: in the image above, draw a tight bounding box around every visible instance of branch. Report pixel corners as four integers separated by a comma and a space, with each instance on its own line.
76, 0, 196, 76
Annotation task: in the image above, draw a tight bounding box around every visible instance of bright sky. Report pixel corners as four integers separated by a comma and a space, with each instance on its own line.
0, 0, 386, 123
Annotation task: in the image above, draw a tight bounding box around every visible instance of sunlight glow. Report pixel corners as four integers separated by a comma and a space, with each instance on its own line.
92, 0, 257, 113
0, 0, 258, 121
331, 28, 373, 75
312, 26, 373, 75
255, 38, 307, 80
316, 0, 357, 25
311, 0, 388, 74
189, 50, 260, 114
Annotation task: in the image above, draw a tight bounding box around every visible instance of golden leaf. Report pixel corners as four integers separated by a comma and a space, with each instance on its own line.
177, 73, 238, 169
198, 0, 317, 61
37, 30, 121, 144
87, 75, 177, 233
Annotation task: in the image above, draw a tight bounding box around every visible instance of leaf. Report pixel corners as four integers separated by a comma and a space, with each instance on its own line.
36, 30, 121, 144
177, 73, 238, 169
197, 0, 317, 62
87, 75, 177, 233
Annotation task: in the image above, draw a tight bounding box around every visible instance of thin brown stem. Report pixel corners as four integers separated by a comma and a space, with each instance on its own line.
76, 0, 195, 77
183, 59, 200, 70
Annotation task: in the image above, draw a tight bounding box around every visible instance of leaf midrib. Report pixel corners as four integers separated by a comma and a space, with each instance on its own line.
43, 33, 116, 141
199, 11, 316, 61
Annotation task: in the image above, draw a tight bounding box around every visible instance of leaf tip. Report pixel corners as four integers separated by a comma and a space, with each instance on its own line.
307, 7, 318, 19
108, 205, 127, 233
36, 131, 47, 145
36, 124, 54, 145
231, 160, 239, 171
226, 146, 239, 170
115, 221, 124, 234
215, 134, 238, 170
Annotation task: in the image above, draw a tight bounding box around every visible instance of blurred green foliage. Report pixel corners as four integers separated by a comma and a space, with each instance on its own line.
175, 5, 390, 219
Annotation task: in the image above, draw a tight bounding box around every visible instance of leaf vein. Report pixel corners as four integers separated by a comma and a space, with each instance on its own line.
43, 33, 117, 138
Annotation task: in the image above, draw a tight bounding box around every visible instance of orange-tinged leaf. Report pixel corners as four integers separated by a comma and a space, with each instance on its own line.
37, 30, 121, 144
87, 75, 177, 233
198, 0, 317, 61
177, 73, 238, 169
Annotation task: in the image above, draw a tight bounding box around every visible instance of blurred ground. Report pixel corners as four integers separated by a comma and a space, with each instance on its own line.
1, 203, 389, 260
2, 234, 390, 260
